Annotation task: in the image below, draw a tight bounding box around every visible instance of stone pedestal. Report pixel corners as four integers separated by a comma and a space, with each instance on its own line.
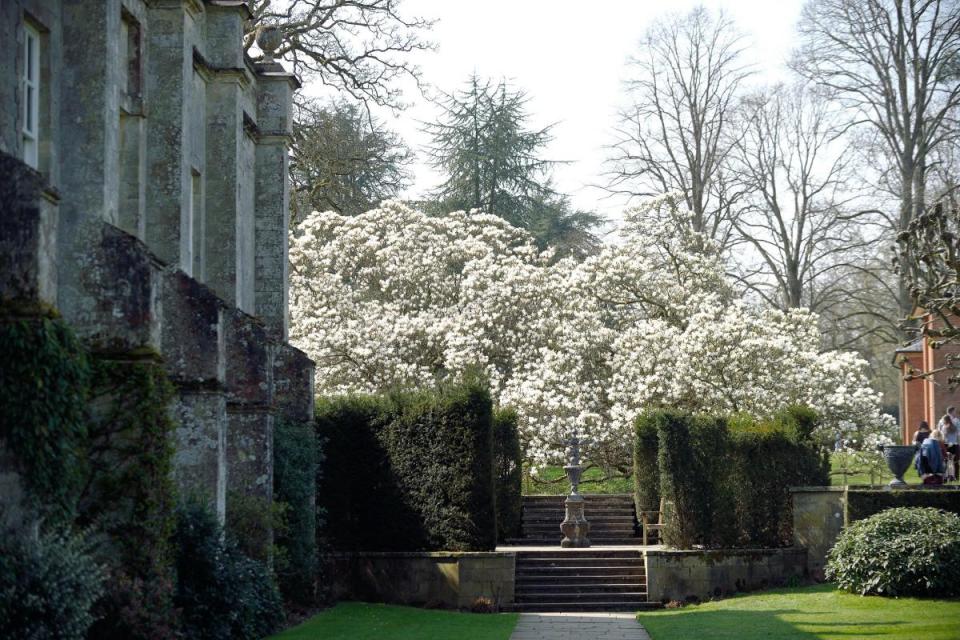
560, 459, 591, 548
560, 493, 591, 548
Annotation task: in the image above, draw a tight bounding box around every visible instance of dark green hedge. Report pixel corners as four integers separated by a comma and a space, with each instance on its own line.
657, 411, 735, 548
639, 407, 827, 549
633, 414, 661, 513
726, 408, 827, 548
493, 408, 522, 543
0, 315, 90, 519
273, 419, 320, 606
316, 379, 498, 551
847, 489, 960, 523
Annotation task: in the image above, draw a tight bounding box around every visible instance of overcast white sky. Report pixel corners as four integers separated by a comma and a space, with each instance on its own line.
355, 0, 808, 224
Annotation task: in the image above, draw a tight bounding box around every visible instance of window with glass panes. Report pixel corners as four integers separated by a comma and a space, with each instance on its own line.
22, 23, 39, 169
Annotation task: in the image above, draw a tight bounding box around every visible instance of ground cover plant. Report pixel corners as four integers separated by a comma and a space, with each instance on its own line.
826, 507, 960, 597
268, 602, 518, 640
637, 583, 960, 640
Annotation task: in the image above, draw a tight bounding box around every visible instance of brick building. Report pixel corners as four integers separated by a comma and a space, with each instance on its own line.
895, 312, 960, 444
0, 0, 314, 534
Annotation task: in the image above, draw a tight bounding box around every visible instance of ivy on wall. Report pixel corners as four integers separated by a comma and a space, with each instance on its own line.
0, 310, 90, 520
80, 355, 180, 640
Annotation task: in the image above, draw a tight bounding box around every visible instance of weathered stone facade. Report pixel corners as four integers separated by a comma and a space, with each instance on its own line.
1, 0, 313, 538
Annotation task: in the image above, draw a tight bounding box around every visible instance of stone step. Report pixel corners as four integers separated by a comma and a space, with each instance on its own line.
516, 590, 648, 603
516, 582, 645, 595
515, 569, 647, 589
517, 552, 643, 561
508, 539, 643, 546
523, 521, 637, 529
518, 565, 645, 575
522, 520, 636, 533
502, 601, 661, 613
523, 511, 636, 520
523, 493, 633, 503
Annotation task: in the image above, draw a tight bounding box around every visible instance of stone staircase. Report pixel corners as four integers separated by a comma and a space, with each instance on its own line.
507, 494, 651, 546
506, 549, 659, 612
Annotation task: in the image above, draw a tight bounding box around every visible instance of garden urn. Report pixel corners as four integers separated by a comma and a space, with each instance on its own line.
560, 438, 590, 547
880, 444, 917, 487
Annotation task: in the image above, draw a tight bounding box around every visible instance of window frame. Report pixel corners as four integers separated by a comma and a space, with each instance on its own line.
21, 21, 40, 169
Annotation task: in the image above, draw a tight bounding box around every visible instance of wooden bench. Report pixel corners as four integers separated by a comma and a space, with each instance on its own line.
640, 497, 666, 545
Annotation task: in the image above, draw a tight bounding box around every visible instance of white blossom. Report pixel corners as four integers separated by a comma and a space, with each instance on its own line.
290, 197, 893, 469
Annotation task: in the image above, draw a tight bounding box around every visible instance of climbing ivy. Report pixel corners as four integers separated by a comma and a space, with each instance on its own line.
0, 310, 90, 520
80, 356, 179, 640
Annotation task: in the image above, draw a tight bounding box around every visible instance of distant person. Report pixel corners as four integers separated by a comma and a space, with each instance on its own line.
914, 420, 931, 446
944, 407, 960, 480
918, 429, 947, 485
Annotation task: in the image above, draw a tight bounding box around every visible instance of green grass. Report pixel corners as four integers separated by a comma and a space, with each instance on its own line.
638, 583, 960, 640
269, 602, 518, 640
527, 452, 896, 494
829, 453, 889, 486
523, 465, 633, 495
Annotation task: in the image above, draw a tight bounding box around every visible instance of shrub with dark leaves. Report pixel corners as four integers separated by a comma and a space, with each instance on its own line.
0, 527, 105, 640
826, 507, 960, 597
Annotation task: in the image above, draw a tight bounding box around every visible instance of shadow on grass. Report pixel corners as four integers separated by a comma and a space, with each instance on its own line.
639, 606, 910, 639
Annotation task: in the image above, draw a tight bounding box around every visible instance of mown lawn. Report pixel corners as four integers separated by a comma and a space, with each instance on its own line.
269, 602, 518, 640
523, 464, 633, 494
526, 453, 896, 495
638, 583, 960, 640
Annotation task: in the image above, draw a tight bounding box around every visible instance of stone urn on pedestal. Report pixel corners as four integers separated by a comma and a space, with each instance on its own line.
560, 437, 591, 548
879, 444, 918, 487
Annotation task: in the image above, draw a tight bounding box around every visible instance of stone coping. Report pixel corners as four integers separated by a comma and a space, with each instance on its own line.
644, 547, 804, 557
326, 550, 515, 559
790, 485, 960, 493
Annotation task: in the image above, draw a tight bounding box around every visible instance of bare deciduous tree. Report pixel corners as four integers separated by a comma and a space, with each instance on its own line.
246, 0, 434, 110
607, 6, 752, 249
793, 0, 960, 319
731, 85, 881, 311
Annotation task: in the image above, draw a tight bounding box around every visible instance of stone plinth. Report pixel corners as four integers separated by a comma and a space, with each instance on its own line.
560, 494, 591, 548
791, 487, 846, 580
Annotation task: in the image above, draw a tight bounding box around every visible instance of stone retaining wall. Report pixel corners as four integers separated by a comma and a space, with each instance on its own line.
791, 485, 960, 579
643, 548, 807, 604
329, 551, 515, 610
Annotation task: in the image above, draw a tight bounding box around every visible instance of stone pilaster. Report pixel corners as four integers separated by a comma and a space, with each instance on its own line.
253, 63, 299, 341
161, 270, 228, 521
59, 0, 122, 229
0, 153, 57, 307
143, 0, 193, 269
224, 308, 275, 503
273, 343, 315, 425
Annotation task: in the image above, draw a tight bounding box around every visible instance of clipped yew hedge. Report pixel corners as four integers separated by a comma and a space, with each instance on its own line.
493, 408, 522, 543
316, 379, 498, 552
636, 406, 827, 549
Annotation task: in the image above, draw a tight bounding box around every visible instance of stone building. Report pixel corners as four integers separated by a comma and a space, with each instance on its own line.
0, 0, 314, 530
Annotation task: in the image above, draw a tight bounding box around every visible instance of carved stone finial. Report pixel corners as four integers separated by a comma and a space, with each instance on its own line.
257, 24, 283, 63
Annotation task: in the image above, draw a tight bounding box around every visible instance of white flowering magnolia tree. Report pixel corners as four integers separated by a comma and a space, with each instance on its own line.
290, 195, 895, 470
